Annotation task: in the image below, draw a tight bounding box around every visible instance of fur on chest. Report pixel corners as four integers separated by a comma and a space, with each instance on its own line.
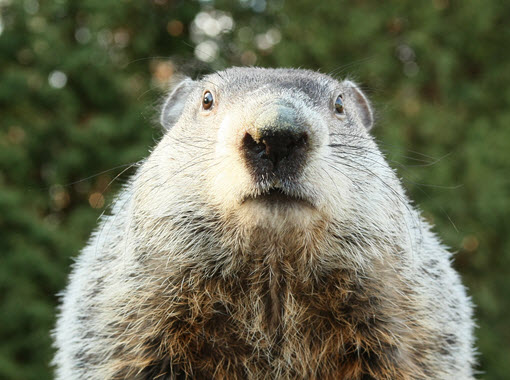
108, 256, 428, 380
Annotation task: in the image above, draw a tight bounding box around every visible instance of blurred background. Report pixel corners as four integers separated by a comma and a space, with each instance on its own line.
1, 0, 509, 378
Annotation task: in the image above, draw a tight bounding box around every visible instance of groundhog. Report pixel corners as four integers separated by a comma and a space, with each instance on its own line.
53, 67, 475, 379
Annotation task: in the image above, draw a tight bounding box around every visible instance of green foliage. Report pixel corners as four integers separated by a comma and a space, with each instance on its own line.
1, 0, 508, 378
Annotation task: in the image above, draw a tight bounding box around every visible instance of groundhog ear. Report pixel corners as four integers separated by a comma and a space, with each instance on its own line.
160, 78, 196, 129
343, 80, 374, 131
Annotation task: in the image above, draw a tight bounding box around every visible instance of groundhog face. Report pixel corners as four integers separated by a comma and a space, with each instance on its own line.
155, 68, 381, 230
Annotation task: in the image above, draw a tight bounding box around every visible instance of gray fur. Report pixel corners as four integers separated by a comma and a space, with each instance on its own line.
53, 67, 475, 379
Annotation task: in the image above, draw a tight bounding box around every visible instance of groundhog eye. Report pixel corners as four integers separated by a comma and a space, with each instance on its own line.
202, 91, 214, 110
334, 94, 344, 115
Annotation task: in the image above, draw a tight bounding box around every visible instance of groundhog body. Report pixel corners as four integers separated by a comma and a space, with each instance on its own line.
53, 68, 475, 379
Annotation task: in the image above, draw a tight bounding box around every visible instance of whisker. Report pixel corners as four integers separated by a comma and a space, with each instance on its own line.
329, 155, 423, 261
328, 141, 461, 232
39, 161, 143, 191
325, 57, 375, 79
329, 132, 448, 163
93, 151, 215, 260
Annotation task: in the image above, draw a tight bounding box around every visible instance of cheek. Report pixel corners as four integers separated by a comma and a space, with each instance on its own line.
214, 113, 252, 183
216, 114, 251, 154
216, 114, 233, 156
206, 114, 254, 208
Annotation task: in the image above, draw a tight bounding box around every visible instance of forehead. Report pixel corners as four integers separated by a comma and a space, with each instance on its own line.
202, 68, 339, 101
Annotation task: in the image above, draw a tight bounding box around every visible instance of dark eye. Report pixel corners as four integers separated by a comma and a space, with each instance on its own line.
334, 94, 344, 115
202, 91, 214, 111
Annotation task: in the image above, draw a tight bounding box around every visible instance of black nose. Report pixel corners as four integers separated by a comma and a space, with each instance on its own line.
242, 129, 308, 173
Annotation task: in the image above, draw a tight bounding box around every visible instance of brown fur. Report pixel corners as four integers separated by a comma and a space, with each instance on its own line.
103, 221, 436, 380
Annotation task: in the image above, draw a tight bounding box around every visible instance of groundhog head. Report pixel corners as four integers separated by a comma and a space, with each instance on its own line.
140, 68, 398, 239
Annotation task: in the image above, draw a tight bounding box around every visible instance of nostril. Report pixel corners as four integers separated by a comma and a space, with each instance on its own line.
243, 132, 266, 155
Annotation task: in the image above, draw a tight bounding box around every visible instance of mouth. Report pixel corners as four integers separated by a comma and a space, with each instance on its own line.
242, 187, 315, 208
